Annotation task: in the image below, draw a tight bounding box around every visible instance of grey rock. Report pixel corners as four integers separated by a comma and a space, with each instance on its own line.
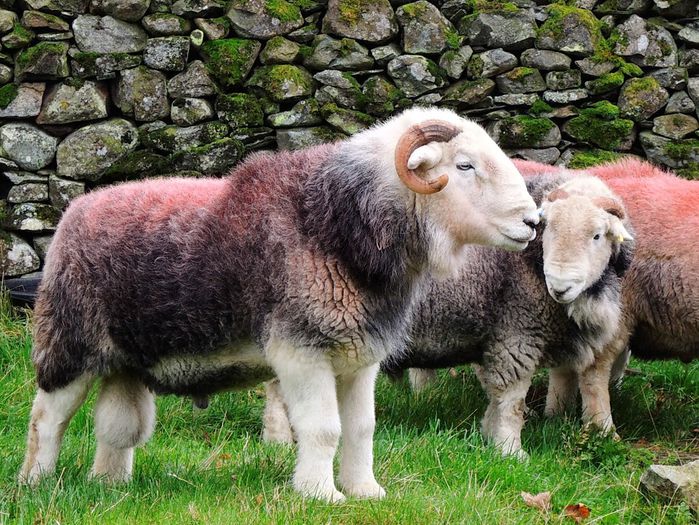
167, 60, 216, 98
543, 89, 588, 104
142, 121, 228, 153
0, 64, 11, 84
0, 124, 57, 171
415, 93, 442, 106
70, 50, 142, 79
0, 83, 44, 118
439, 45, 472, 79
21, 10, 70, 31
215, 93, 263, 128
651, 0, 697, 17
688, 77, 699, 107
170, 137, 244, 175
371, 43, 400, 66
640, 131, 699, 168
496, 67, 546, 94
546, 69, 581, 90
171, 97, 214, 126
143, 36, 190, 71
73, 15, 147, 53
37, 80, 108, 124
36, 32, 73, 41
15, 42, 69, 80
114, 66, 169, 121
666, 91, 695, 114
25, 0, 88, 14
595, 0, 650, 13
286, 23, 318, 44
267, 98, 322, 127
679, 49, 699, 73
0, 9, 17, 33
142, 13, 191, 35
6, 203, 60, 231
649, 67, 687, 90
652, 114, 699, 140
56, 119, 139, 180
304, 34, 374, 71
614, 14, 677, 68
1, 171, 47, 185
467, 48, 517, 79
90, 0, 151, 21
521, 49, 571, 71
363, 75, 404, 116
387, 54, 445, 97
227, 0, 303, 39
443, 78, 496, 106
276, 126, 344, 150
49, 175, 84, 208
194, 17, 229, 40
8, 182, 49, 203
536, 8, 601, 57
315, 84, 364, 111
0, 233, 40, 276
466, 11, 537, 51
33, 234, 53, 260
260, 36, 301, 64
396, 0, 457, 54
618, 77, 669, 121
678, 22, 699, 46
640, 460, 699, 512
508, 147, 561, 165
322, 0, 398, 44
491, 116, 561, 148
171, 0, 225, 18
1, 25, 34, 50
575, 57, 616, 77
246, 64, 314, 102
493, 93, 539, 106
322, 104, 374, 135
314, 69, 356, 89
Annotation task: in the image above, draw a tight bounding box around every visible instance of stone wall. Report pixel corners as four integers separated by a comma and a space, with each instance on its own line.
0, 0, 698, 277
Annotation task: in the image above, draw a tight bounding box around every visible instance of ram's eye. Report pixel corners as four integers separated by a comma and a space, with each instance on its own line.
457, 163, 474, 172
593, 233, 601, 240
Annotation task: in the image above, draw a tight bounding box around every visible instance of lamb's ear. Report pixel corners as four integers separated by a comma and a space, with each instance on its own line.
608, 216, 633, 243
407, 143, 443, 171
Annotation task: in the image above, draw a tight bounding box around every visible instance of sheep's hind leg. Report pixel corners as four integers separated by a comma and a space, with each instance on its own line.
19, 374, 94, 486
262, 378, 295, 444
90, 374, 156, 483
480, 377, 532, 461
266, 339, 344, 503
337, 363, 385, 499
544, 367, 579, 417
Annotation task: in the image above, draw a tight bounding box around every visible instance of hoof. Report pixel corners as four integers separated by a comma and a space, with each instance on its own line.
294, 479, 346, 503
340, 480, 387, 499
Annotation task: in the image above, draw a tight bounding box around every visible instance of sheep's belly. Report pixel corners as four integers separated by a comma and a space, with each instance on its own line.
143, 343, 275, 396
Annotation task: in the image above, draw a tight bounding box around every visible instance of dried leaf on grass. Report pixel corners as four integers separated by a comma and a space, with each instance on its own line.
521, 491, 552, 512
564, 503, 591, 522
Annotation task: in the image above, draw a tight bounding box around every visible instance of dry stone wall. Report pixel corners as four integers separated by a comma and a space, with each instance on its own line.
0, 0, 698, 277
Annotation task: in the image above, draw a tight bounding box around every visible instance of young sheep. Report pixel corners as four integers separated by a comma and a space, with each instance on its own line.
19, 107, 539, 502
514, 159, 699, 430
263, 174, 634, 458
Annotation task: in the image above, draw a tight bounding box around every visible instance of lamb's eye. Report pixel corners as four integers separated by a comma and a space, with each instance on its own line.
457, 163, 474, 172
593, 233, 601, 240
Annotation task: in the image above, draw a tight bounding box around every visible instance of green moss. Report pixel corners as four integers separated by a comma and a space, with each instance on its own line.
104, 151, 170, 179
529, 98, 553, 116
622, 76, 662, 108
618, 61, 643, 77
537, 5, 605, 55
321, 103, 375, 135
3, 23, 34, 49
445, 28, 462, 50
200, 39, 260, 89
264, 0, 302, 22
565, 104, 634, 150
583, 101, 621, 120
34, 204, 60, 225
665, 139, 699, 162
246, 64, 313, 102
567, 149, 623, 169
466, 54, 484, 78
0, 83, 18, 109
15, 41, 67, 72
215, 93, 264, 128
465, 0, 519, 13
506, 67, 536, 81
586, 70, 624, 94
498, 115, 556, 148
337, 0, 361, 25
676, 163, 699, 180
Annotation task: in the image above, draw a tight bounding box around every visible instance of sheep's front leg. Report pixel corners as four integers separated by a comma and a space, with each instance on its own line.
545, 367, 578, 417
266, 340, 344, 503
577, 358, 616, 436
337, 363, 385, 499
262, 379, 294, 444
480, 377, 532, 460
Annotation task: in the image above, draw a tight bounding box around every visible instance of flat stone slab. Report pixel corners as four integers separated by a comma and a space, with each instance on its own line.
640, 460, 699, 512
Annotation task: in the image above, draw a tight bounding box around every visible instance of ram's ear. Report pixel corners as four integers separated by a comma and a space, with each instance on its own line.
407, 143, 443, 171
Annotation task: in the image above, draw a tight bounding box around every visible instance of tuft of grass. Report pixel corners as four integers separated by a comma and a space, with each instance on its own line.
0, 301, 697, 524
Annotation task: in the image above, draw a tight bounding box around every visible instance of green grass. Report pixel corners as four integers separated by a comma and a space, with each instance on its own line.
0, 300, 697, 524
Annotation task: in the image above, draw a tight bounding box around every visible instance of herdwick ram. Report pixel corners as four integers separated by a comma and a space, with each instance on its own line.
513, 159, 699, 432
262, 174, 635, 458
19, 107, 540, 502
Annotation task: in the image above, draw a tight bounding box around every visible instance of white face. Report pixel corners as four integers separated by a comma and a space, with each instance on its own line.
408, 128, 539, 253
541, 196, 632, 304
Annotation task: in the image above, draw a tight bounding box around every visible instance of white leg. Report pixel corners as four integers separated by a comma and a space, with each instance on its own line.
19, 374, 94, 485
90, 375, 156, 483
408, 368, 437, 393
480, 377, 532, 460
578, 359, 616, 436
337, 364, 385, 499
545, 367, 578, 417
262, 378, 294, 444
266, 340, 344, 503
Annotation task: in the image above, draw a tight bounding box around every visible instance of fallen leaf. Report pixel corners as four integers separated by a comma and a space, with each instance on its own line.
564, 503, 591, 522
521, 491, 552, 512
255, 494, 264, 505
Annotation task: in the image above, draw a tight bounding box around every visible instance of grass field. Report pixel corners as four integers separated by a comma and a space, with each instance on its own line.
1, 299, 697, 525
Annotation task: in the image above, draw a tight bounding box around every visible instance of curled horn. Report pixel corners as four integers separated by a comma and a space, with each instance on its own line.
394, 120, 462, 194
546, 188, 570, 202
593, 196, 625, 219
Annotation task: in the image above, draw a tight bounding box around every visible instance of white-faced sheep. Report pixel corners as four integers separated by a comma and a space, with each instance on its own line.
514, 159, 699, 433
262, 174, 635, 458
19, 107, 540, 502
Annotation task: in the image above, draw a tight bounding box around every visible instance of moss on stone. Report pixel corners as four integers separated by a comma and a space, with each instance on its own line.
264, 0, 302, 22
0, 83, 18, 109
676, 163, 699, 180
618, 61, 642, 77
586, 70, 624, 94
567, 149, 623, 169
621, 76, 663, 109
216, 93, 264, 128
200, 38, 260, 89
538, 4, 603, 42
5, 23, 33, 48
583, 100, 621, 120
104, 151, 170, 179
445, 28, 462, 50
529, 98, 553, 116
506, 66, 537, 81
465, 0, 519, 13
15, 41, 67, 73
467, 53, 484, 78
246, 64, 313, 101
337, 0, 361, 25
565, 103, 634, 150
498, 115, 556, 148
664, 139, 699, 162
